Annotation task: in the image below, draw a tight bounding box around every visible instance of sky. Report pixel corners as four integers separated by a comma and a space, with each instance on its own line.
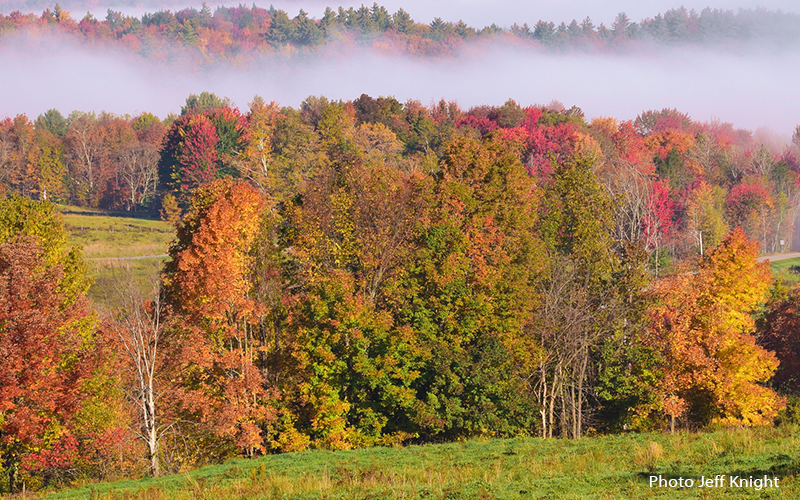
0, 1, 798, 136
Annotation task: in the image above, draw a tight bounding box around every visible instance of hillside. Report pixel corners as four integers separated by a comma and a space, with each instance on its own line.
42, 427, 800, 499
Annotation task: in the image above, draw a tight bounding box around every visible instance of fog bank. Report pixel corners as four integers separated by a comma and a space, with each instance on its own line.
1, 33, 798, 134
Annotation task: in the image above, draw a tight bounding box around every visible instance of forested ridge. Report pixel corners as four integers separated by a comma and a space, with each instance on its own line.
4, 94, 800, 256
1, 3, 799, 66
2, 91, 800, 493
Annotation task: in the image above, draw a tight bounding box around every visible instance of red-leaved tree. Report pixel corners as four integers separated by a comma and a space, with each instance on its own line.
0, 236, 95, 492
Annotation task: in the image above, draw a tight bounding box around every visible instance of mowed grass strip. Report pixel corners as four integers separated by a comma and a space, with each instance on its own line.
768, 256, 800, 272
42, 426, 800, 499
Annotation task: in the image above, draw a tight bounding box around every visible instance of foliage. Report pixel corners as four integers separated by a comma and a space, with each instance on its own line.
162, 179, 274, 463
389, 134, 542, 439
2, 5, 799, 67
158, 113, 220, 207
757, 287, 800, 394
0, 236, 97, 492
181, 92, 231, 116
2, 93, 795, 271
276, 132, 542, 446
0, 196, 90, 303
2, 91, 799, 489
643, 228, 782, 428
531, 156, 644, 438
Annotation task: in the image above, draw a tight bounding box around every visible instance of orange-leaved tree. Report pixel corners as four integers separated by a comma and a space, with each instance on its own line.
643, 227, 782, 429
162, 178, 274, 461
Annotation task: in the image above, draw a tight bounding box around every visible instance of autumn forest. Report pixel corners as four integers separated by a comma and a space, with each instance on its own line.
2, 3, 799, 64
2, 1, 800, 496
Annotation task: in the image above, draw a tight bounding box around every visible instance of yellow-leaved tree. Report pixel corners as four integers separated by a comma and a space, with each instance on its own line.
644, 227, 782, 430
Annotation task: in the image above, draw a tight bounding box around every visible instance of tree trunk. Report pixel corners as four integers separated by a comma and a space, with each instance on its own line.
576, 349, 589, 439
145, 386, 161, 477
7, 458, 18, 494
539, 364, 548, 438
570, 382, 577, 438
548, 365, 558, 439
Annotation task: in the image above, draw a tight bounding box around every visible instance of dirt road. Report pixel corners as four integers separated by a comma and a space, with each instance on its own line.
87, 254, 168, 262
757, 252, 800, 263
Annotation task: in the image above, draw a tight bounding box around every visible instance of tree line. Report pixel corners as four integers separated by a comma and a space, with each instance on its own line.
3, 93, 800, 261
2, 93, 800, 492
1, 4, 798, 65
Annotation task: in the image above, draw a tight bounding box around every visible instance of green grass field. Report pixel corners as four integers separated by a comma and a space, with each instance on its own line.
38, 426, 800, 499
768, 257, 800, 286
57, 206, 174, 306
768, 256, 800, 272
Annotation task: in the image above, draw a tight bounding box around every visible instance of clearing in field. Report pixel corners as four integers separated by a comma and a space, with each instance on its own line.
58, 205, 173, 306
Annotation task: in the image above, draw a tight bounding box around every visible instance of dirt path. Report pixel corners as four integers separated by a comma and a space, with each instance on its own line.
757, 252, 800, 263
87, 254, 168, 262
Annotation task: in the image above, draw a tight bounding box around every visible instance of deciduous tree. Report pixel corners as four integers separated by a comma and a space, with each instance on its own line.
159, 113, 220, 206
104, 277, 167, 477
0, 237, 95, 492
643, 228, 782, 428
65, 112, 106, 206
163, 179, 273, 459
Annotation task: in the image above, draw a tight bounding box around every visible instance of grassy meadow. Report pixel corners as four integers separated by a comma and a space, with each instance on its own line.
57, 206, 173, 306
38, 426, 800, 499
768, 256, 800, 286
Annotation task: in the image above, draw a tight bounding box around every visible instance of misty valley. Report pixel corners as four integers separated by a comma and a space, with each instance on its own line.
1, 2, 800, 499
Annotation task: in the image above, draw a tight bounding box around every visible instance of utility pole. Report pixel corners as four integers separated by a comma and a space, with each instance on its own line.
693, 230, 704, 257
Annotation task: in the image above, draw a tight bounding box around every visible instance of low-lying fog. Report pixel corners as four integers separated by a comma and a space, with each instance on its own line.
1, 30, 798, 135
